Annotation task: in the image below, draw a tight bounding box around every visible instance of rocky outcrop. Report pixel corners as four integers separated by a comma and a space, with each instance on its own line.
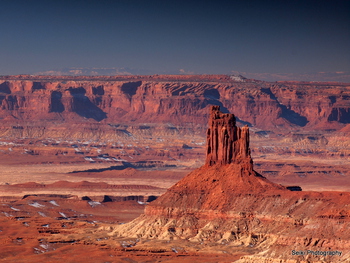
206, 105, 251, 166
106, 106, 350, 262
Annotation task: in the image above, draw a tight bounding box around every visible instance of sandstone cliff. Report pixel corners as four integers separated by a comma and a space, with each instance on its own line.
0, 75, 350, 139
106, 106, 350, 262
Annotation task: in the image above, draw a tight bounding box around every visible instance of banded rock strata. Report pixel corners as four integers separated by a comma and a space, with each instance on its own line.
107, 106, 350, 262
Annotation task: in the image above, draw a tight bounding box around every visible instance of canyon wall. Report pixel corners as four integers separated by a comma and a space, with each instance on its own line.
0, 75, 349, 138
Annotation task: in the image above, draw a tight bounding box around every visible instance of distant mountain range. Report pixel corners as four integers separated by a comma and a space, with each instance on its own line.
34, 67, 350, 82
35, 67, 158, 76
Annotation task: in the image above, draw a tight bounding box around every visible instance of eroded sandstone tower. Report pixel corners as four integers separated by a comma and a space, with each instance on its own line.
111, 105, 284, 234
206, 105, 251, 165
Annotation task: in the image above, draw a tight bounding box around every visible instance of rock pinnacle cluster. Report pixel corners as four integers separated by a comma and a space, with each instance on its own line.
206, 105, 251, 166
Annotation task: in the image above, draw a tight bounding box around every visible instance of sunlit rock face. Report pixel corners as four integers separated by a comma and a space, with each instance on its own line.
206, 105, 251, 166
1, 76, 350, 140
108, 105, 350, 263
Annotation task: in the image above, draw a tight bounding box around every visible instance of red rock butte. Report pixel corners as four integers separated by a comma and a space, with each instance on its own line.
107, 105, 350, 262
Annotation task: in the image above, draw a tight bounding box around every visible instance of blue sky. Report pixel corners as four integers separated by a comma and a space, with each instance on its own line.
0, 0, 349, 81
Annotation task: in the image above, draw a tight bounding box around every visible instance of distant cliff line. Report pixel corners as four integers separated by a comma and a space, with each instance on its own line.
0, 76, 350, 135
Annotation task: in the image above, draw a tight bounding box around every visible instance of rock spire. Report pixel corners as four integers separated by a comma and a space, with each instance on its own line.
206, 105, 251, 166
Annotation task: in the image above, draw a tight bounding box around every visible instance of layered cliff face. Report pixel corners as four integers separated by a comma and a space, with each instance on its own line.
107, 106, 350, 262
0, 76, 350, 138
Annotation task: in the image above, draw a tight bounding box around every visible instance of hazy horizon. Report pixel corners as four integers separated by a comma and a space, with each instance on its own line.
0, 0, 349, 82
